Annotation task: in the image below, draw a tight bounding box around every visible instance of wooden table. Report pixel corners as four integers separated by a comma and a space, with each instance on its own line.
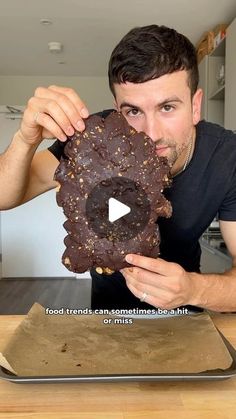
0, 314, 236, 419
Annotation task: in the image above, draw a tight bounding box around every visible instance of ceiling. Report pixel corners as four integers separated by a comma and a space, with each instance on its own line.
1, 0, 236, 77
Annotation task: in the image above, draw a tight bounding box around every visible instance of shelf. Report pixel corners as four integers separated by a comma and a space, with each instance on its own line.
210, 37, 226, 57
209, 85, 225, 100
200, 238, 232, 261
198, 18, 236, 131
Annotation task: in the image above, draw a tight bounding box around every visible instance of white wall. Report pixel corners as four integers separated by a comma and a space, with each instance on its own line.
0, 112, 21, 264
0, 75, 114, 112
0, 75, 113, 277
0, 112, 77, 278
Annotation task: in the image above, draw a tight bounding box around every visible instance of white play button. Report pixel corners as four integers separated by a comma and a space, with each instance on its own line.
108, 197, 131, 223
86, 176, 151, 241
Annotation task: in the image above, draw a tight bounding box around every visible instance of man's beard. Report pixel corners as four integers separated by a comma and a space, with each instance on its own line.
155, 136, 192, 167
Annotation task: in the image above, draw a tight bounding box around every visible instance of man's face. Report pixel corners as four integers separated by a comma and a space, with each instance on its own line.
113, 70, 202, 168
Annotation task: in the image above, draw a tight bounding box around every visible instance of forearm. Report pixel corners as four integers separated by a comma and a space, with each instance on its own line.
0, 130, 38, 210
190, 266, 236, 312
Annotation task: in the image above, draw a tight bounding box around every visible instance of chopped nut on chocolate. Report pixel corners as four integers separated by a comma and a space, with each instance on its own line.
55, 111, 172, 274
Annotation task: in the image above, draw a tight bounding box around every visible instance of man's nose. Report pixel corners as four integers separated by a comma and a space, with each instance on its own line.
142, 118, 163, 142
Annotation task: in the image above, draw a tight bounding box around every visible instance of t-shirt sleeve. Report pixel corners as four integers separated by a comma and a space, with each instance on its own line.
218, 167, 236, 221
48, 139, 68, 161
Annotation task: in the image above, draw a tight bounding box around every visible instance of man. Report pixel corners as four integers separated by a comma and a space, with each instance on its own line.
0, 25, 236, 312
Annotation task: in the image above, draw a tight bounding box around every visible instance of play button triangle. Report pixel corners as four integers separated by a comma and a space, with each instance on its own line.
108, 197, 131, 223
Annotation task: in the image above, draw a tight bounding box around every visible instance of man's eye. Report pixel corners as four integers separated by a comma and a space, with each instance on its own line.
162, 105, 174, 112
126, 108, 140, 116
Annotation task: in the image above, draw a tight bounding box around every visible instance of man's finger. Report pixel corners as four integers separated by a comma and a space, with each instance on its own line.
122, 267, 168, 291
125, 254, 178, 276
125, 275, 173, 308
34, 87, 85, 132
48, 85, 89, 118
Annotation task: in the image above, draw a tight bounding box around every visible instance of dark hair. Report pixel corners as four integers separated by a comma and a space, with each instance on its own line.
108, 24, 199, 98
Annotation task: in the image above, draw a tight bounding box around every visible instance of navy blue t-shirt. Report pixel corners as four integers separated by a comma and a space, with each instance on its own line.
48, 111, 236, 310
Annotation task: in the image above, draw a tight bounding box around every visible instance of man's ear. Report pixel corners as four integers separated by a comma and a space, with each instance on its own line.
192, 88, 203, 125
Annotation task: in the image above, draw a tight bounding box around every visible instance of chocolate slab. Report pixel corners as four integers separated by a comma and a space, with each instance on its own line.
55, 111, 172, 273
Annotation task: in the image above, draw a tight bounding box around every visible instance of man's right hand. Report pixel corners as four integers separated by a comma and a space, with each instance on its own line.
18, 85, 89, 146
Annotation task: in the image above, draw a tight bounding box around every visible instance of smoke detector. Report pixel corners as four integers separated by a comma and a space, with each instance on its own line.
48, 42, 63, 53
40, 18, 53, 25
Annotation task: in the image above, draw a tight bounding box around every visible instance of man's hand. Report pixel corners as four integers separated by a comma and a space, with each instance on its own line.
121, 254, 198, 309
19, 85, 89, 146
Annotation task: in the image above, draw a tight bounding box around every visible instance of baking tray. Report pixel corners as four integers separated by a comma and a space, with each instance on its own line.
0, 331, 236, 384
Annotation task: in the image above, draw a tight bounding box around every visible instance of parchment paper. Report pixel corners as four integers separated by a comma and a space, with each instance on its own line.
0, 303, 233, 376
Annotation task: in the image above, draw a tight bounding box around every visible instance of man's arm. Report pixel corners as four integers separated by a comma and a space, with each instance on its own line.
0, 131, 59, 209
0, 85, 89, 210
121, 221, 236, 312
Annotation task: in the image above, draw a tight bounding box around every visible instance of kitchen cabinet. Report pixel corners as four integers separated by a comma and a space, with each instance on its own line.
198, 45, 225, 126
198, 17, 236, 130
198, 55, 208, 120
200, 240, 232, 273
224, 17, 236, 131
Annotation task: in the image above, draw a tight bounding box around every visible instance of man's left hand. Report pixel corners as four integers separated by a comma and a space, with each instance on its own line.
120, 254, 198, 309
